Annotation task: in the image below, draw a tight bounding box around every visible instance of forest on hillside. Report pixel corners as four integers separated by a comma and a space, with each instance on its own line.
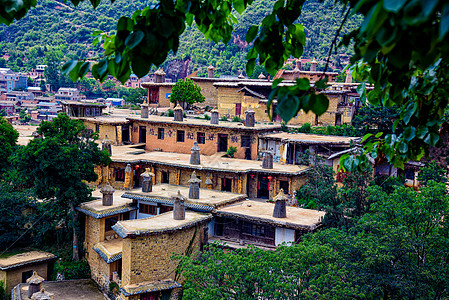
0, 0, 362, 80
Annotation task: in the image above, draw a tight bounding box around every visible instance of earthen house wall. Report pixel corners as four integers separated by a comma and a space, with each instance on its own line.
130, 120, 262, 160
0, 263, 50, 292
121, 223, 206, 287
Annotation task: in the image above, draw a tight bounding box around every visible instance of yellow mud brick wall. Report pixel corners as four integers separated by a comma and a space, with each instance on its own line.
1, 263, 49, 292
121, 224, 206, 286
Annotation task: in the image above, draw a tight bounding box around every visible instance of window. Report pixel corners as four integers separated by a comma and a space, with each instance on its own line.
139, 203, 157, 215
161, 171, 169, 184
105, 216, 118, 232
280, 180, 289, 193
114, 168, 125, 182
158, 128, 164, 140
96, 124, 100, 132
241, 135, 251, 148
177, 130, 185, 142
160, 205, 173, 213
242, 222, 269, 237
197, 132, 205, 144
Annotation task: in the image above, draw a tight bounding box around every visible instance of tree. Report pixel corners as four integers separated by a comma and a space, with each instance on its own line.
418, 161, 447, 186
15, 114, 110, 260
351, 105, 400, 135
0, 116, 18, 175
169, 78, 205, 107
19, 109, 31, 123
3, 0, 449, 167
39, 79, 47, 92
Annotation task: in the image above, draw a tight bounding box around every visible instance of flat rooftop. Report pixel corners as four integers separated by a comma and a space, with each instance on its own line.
113, 211, 212, 238
15, 279, 105, 300
13, 125, 36, 146
75, 115, 129, 124
262, 132, 360, 145
77, 189, 136, 219
123, 184, 247, 211
111, 145, 308, 175
127, 115, 281, 131
93, 238, 123, 264
0, 251, 56, 270
215, 200, 326, 231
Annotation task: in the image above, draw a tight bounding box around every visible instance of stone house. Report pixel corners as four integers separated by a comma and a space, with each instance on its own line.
80, 116, 131, 145
77, 182, 244, 299
92, 144, 308, 201
0, 251, 56, 292
127, 112, 280, 160
211, 195, 326, 249
259, 132, 360, 169
61, 100, 106, 118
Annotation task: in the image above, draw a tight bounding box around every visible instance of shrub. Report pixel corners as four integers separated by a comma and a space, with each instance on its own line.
167, 109, 174, 117
219, 116, 228, 121
204, 114, 210, 120
53, 259, 90, 280
226, 146, 237, 158
231, 116, 242, 122
298, 122, 311, 133
0, 280, 6, 300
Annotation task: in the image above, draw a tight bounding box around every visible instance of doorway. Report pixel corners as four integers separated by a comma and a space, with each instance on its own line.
221, 178, 232, 192
218, 134, 228, 152
139, 126, 146, 143
122, 125, 130, 144
257, 175, 269, 199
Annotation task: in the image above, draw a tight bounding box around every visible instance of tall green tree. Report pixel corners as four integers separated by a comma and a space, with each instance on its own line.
15, 114, 110, 260
417, 161, 447, 186
169, 78, 205, 107
0, 116, 18, 175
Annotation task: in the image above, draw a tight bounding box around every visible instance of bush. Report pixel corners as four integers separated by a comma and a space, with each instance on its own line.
298, 122, 312, 133
231, 116, 242, 122
53, 259, 90, 280
226, 146, 237, 158
204, 114, 210, 120
219, 116, 228, 121
281, 122, 289, 132
0, 280, 6, 300
167, 109, 174, 117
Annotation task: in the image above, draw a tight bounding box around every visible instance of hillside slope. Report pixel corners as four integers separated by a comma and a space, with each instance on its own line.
0, 0, 362, 80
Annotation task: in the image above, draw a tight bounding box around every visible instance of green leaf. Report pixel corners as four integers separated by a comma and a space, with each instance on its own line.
125, 31, 144, 49
383, 0, 406, 12
233, 0, 245, 14
398, 142, 408, 153
424, 133, 439, 146
276, 94, 300, 123
68, 61, 81, 82
246, 25, 258, 43
375, 132, 383, 138
440, 4, 449, 40
416, 126, 428, 139
315, 77, 328, 89
310, 94, 329, 116
403, 127, 416, 142
295, 78, 310, 90
79, 62, 90, 77
117, 16, 133, 32
61, 60, 78, 75
362, 133, 373, 142
402, 102, 417, 125
293, 24, 306, 45
246, 59, 256, 76
131, 56, 151, 78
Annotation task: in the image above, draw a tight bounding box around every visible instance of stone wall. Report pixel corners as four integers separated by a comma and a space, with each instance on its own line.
84, 215, 112, 290
121, 223, 206, 287
83, 120, 124, 145
1, 262, 49, 292
194, 80, 218, 108
130, 120, 260, 160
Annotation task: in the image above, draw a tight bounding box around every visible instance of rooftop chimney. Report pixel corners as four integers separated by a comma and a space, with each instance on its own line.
173, 104, 183, 121
190, 142, 201, 165
310, 59, 317, 72
245, 106, 255, 127
101, 135, 113, 156
210, 108, 219, 124
262, 151, 273, 169
154, 68, 166, 83
30, 288, 53, 300
273, 189, 288, 218
345, 69, 353, 83
173, 190, 186, 220
258, 73, 266, 79
205, 175, 213, 189
295, 59, 302, 71
124, 164, 133, 190
100, 183, 114, 206
188, 171, 202, 199
141, 168, 155, 193
27, 271, 44, 298
207, 65, 215, 78
238, 71, 245, 79
141, 101, 149, 118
